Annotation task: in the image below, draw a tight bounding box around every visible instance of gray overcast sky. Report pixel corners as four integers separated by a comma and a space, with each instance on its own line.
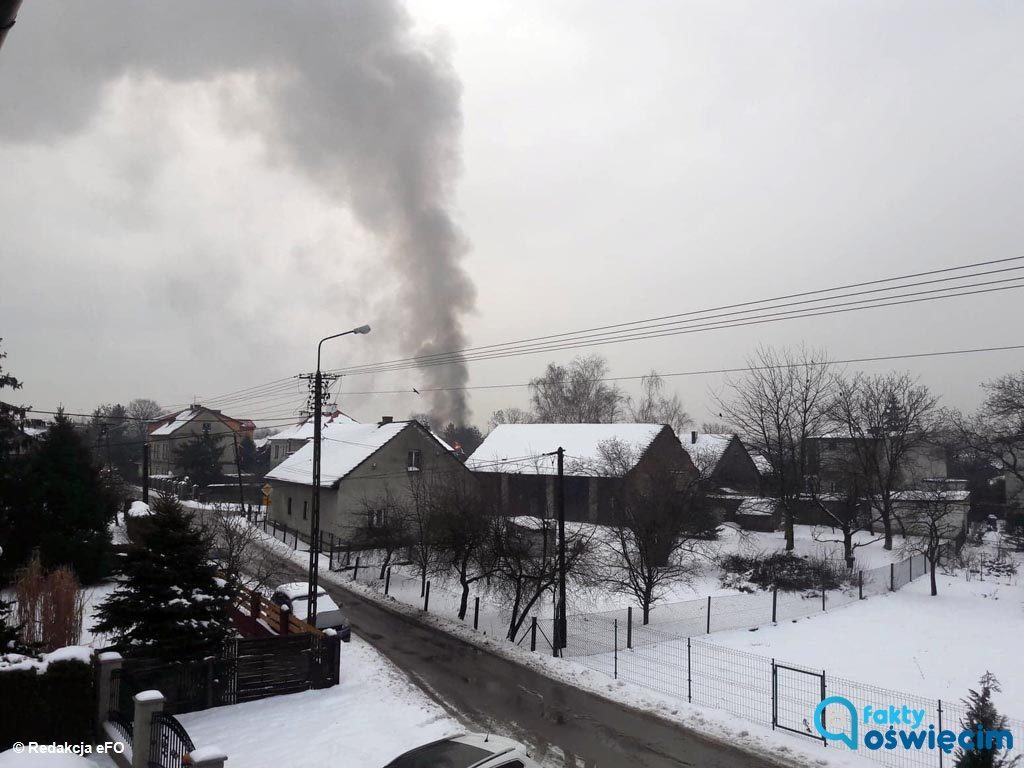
1, 0, 1022, 428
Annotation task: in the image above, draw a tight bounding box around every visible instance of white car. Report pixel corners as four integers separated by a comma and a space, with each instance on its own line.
383, 733, 540, 768
271, 582, 352, 641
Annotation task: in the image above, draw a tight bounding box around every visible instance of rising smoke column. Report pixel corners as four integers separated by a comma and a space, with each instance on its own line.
0, 0, 475, 424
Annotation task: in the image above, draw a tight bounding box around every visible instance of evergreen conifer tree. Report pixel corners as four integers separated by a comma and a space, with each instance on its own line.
955, 672, 1020, 767
12, 411, 114, 582
92, 494, 232, 661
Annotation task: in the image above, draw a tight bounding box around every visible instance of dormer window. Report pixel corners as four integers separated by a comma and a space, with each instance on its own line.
407, 449, 422, 472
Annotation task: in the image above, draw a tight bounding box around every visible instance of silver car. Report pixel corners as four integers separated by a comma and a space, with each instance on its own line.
383, 733, 540, 768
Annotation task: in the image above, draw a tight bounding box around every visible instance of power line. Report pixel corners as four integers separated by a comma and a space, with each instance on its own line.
330, 343, 1024, 394
332, 279, 1024, 376
331, 256, 1024, 375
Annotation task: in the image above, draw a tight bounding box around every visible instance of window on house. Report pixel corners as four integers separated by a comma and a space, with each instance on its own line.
407, 449, 422, 471
368, 508, 387, 528
274, 445, 280, 460
287, 497, 293, 516
303, 500, 308, 520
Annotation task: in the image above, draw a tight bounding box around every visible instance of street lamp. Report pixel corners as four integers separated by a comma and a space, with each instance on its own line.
306, 324, 371, 624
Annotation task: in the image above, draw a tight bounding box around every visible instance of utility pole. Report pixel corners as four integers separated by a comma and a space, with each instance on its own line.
303, 324, 370, 625
233, 434, 246, 512
556, 446, 567, 655
141, 443, 150, 504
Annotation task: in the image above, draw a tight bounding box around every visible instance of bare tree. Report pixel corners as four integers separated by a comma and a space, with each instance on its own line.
896, 488, 962, 596
487, 407, 533, 430
126, 398, 163, 440
808, 466, 883, 569
529, 354, 626, 423
953, 371, 1024, 508
202, 505, 283, 595
701, 420, 735, 434
598, 439, 717, 623
490, 514, 592, 643
429, 479, 497, 620
406, 474, 441, 597
628, 372, 691, 434
717, 345, 835, 550
352, 490, 412, 579
830, 372, 939, 550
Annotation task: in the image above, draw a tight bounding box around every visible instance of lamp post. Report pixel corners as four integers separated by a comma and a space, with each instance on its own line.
306, 324, 370, 624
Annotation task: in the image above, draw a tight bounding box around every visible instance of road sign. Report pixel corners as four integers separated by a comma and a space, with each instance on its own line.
262, 483, 273, 497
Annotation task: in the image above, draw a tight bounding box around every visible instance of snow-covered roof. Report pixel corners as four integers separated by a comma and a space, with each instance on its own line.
681, 433, 733, 472
466, 423, 667, 477
266, 420, 428, 487
254, 437, 270, 449
269, 411, 359, 443
150, 408, 201, 436
751, 454, 772, 475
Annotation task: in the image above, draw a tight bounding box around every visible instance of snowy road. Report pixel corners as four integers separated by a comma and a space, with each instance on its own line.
271, 557, 783, 768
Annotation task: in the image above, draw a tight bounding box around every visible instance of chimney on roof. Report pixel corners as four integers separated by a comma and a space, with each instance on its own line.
380, 416, 393, 425
691, 430, 698, 444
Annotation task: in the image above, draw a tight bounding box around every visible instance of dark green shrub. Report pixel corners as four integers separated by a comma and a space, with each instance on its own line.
0, 657, 94, 750
720, 552, 849, 592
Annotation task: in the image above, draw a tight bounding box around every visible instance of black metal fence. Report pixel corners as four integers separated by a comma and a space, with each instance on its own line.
148, 712, 195, 768
555, 553, 928, 657
109, 634, 341, 718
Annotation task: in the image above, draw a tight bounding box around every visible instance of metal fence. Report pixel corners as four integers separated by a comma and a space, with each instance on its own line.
558, 553, 929, 656
565, 624, 1024, 768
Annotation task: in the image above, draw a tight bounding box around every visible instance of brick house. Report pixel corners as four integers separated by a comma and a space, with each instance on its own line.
466, 423, 697, 525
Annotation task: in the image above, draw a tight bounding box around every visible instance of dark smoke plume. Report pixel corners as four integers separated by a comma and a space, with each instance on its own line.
0, 0, 475, 423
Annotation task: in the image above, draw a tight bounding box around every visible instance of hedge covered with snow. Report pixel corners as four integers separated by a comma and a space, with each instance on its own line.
0, 648, 94, 751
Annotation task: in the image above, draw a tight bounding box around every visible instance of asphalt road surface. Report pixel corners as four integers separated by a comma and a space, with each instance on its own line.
269, 555, 787, 768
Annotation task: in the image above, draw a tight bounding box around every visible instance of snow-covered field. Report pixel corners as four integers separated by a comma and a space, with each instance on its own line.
712, 568, 1024, 716
177, 636, 461, 767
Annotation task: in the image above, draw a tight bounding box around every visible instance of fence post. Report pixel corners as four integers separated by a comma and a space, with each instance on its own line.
353, 556, 361, 582
530, 616, 537, 652
473, 597, 480, 631
686, 637, 692, 703
385, 567, 392, 596
250, 592, 261, 624
771, 659, 777, 730
131, 690, 165, 768
424, 581, 431, 612
205, 657, 215, 709
626, 607, 633, 650
890, 562, 895, 592
822, 582, 826, 612
858, 571, 864, 600
293, 527, 298, 549
613, 619, 618, 679
771, 588, 778, 623
95, 651, 122, 737
279, 603, 290, 635
938, 700, 943, 768
706, 595, 711, 634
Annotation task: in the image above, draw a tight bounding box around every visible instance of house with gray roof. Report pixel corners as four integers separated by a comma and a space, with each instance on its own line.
265, 417, 468, 543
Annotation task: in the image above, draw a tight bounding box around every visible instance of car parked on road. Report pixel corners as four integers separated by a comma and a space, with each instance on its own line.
271, 582, 351, 642
383, 733, 540, 768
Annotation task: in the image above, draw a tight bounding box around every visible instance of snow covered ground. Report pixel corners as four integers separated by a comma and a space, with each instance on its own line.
711, 568, 1024, 716
177, 636, 462, 767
